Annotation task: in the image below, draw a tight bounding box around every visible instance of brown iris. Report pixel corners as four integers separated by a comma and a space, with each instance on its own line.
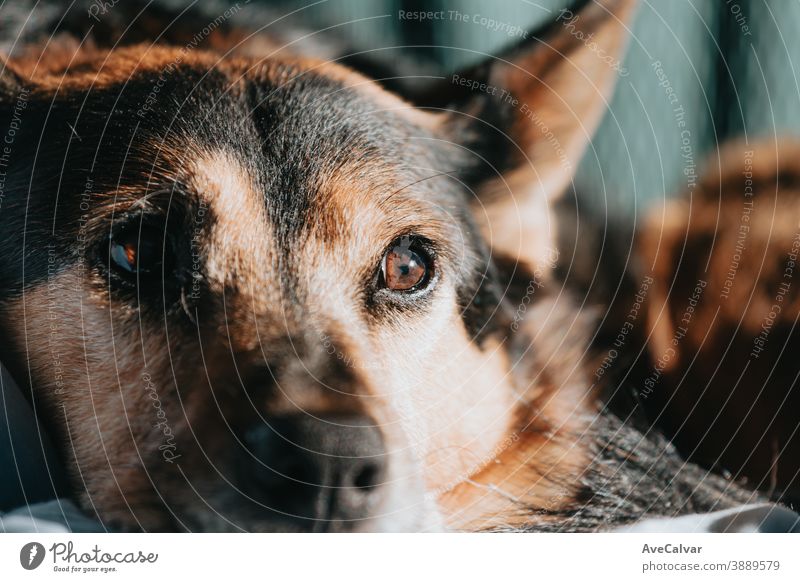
109, 226, 164, 276
110, 240, 137, 272
381, 237, 431, 291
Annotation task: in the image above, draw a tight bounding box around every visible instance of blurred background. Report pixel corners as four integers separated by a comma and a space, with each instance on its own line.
253, 0, 800, 219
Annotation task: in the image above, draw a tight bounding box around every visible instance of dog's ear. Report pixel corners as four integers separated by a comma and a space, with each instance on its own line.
413, 0, 637, 273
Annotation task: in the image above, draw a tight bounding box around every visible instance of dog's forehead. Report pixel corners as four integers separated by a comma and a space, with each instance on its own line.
27, 49, 458, 232
142, 58, 466, 301
143, 56, 452, 229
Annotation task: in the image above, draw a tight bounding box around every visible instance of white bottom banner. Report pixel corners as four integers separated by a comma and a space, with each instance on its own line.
0, 533, 798, 581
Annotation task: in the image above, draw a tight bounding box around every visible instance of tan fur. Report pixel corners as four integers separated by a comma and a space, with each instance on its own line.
440, 298, 593, 530
5, 271, 187, 529
190, 150, 279, 317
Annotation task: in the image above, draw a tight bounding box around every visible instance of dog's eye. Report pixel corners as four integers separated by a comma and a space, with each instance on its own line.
109, 226, 166, 276
381, 236, 432, 292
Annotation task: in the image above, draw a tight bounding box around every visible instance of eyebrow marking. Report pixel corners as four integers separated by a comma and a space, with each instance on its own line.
188, 149, 277, 301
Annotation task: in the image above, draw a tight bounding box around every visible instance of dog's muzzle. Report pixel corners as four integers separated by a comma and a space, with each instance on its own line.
240, 414, 387, 531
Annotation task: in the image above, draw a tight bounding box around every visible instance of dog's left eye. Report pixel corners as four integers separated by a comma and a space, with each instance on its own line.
380, 236, 433, 292
108, 226, 166, 277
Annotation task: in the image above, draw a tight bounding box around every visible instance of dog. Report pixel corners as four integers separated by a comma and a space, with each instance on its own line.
635, 138, 800, 507
0, 0, 767, 532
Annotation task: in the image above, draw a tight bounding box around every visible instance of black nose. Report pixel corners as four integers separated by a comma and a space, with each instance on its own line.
241, 414, 387, 531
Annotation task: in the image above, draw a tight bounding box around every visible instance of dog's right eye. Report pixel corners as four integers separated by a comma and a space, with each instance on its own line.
108, 225, 167, 277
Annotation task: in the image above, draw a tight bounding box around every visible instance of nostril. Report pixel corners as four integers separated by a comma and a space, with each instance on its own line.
352, 461, 382, 491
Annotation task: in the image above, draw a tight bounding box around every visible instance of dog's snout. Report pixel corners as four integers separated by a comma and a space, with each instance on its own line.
241, 414, 387, 531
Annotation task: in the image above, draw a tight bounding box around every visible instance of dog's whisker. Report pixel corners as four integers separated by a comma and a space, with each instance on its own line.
180, 287, 198, 325
464, 479, 521, 505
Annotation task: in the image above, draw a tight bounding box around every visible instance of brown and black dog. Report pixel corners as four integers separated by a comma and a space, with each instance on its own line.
0, 0, 768, 532
636, 139, 800, 507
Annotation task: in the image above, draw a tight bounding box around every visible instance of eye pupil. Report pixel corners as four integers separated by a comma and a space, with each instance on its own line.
108, 226, 165, 277
382, 238, 431, 291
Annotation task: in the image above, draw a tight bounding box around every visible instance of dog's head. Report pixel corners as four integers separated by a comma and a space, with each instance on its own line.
643, 138, 800, 351
0, 0, 635, 531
